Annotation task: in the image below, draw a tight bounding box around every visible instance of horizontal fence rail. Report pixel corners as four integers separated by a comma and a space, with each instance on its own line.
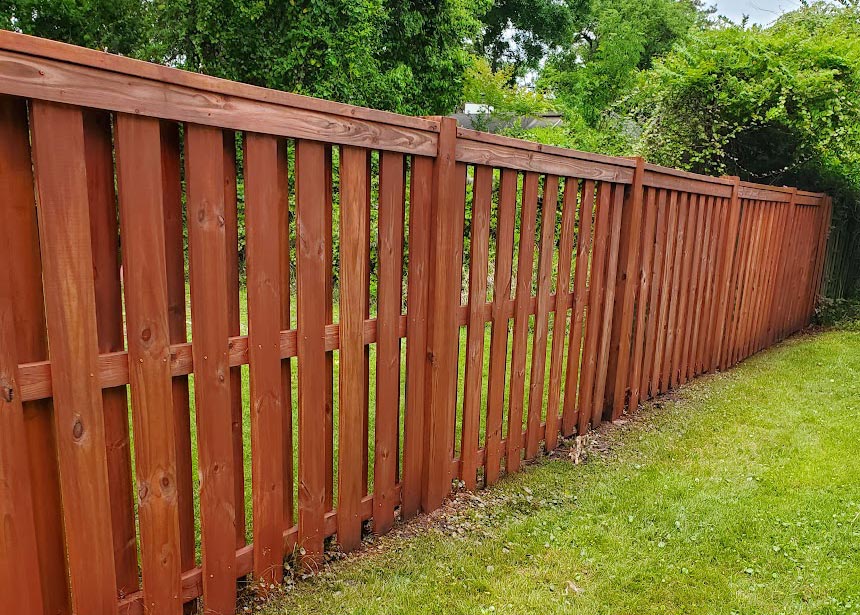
0, 31, 832, 615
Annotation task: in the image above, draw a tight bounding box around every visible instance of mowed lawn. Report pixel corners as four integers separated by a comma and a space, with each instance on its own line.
262, 329, 860, 614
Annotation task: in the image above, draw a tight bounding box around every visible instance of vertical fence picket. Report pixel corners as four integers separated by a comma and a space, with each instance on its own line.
159, 120, 197, 581
714, 179, 742, 372
115, 113, 184, 615
402, 155, 433, 518
278, 138, 295, 532
461, 165, 492, 487
650, 191, 679, 395
695, 197, 720, 374
83, 110, 140, 597
0, 239, 44, 615
30, 99, 119, 615
485, 169, 518, 482
375, 151, 406, 529
680, 195, 704, 383
186, 123, 238, 614
295, 139, 329, 562
245, 132, 287, 583
562, 181, 596, 435
222, 132, 247, 550
591, 184, 624, 425
507, 172, 539, 469
577, 181, 613, 433
338, 145, 370, 552
662, 192, 688, 392
0, 95, 69, 615
610, 159, 646, 419
628, 188, 659, 410
546, 178, 580, 445
526, 175, 559, 457
640, 189, 668, 401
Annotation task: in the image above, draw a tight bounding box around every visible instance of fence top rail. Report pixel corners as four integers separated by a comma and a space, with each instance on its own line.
0, 28, 831, 204
0, 29, 439, 134
642, 163, 734, 198
456, 126, 636, 169
644, 161, 735, 186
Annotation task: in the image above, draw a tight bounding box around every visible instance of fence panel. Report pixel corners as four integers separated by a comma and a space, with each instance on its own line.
0, 31, 833, 615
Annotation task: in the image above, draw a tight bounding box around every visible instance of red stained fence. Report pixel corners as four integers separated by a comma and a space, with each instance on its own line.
0, 31, 831, 615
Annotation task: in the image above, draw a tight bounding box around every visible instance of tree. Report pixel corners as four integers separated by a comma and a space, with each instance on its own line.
541, 0, 706, 123
629, 1, 860, 295
2, 0, 485, 115
478, 0, 589, 77
630, 2, 860, 182
1, 0, 152, 55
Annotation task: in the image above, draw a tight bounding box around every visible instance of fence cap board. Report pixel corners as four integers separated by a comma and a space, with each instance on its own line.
0, 30, 440, 134
0, 49, 438, 156
642, 165, 734, 198
456, 128, 635, 183
457, 127, 636, 168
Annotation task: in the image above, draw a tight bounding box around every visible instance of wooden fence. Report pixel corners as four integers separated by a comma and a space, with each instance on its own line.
0, 31, 832, 615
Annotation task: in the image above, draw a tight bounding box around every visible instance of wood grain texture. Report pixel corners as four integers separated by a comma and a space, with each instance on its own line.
561, 180, 596, 435
507, 171, 539, 471
525, 175, 559, 457
590, 184, 624, 425
456, 138, 633, 184
338, 145, 370, 552
83, 110, 139, 596
374, 151, 406, 530
277, 138, 295, 535
401, 155, 433, 518
461, 165, 492, 488
0, 236, 44, 615
649, 190, 679, 395
670, 193, 695, 388
115, 112, 183, 615
484, 169, 518, 483
0, 49, 437, 157
712, 181, 741, 371
577, 181, 612, 434
30, 99, 119, 614
545, 178, 579, 447
295, 139, 328, 562
640, 189, 669, 400
0, 95, 69, 615
186, 123, 237, 614
245, 132, 286, 583
609, 159, 645, 419
627, 187, 659, 411
160, 120, 197, 584
222, 132, 247, 549
423, 118, 464, 509
682, 195, 707, 381
662, 192, 688, 391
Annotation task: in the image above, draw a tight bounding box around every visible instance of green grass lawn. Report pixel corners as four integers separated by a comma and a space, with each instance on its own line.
256, 329, 860, 614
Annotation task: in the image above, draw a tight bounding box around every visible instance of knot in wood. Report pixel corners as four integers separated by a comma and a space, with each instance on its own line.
0, 379, 13, 403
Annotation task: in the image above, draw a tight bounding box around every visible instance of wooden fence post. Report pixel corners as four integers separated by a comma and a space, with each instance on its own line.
609, 158, 645, 421
30, 100, 120, 615
422, 117, 464, 512
712, 176, 742, 372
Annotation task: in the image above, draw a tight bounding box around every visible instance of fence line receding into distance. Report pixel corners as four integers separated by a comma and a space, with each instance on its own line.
0, 30, 832, 615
